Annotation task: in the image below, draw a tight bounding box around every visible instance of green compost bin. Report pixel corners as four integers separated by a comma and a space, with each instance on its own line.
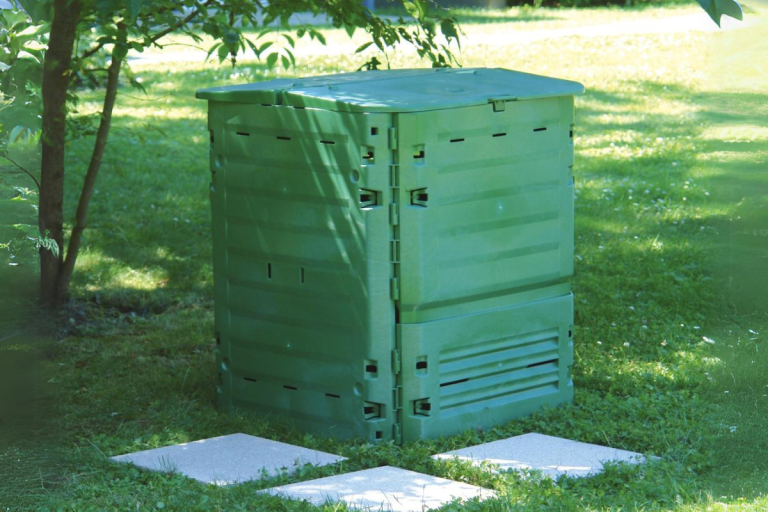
197, 68, 584, 444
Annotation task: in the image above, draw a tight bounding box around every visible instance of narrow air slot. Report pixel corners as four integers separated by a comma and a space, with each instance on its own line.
320, 139, 335, 145
236, 132, 250, 137
363, 402, 382, 419
359, 189, 379, 209
267, 263, 272, 279
371, 127, 378, 136
243, 377, 258, 383
260, 103, 272, 107
413, 144, 425, 162
440, 378, 469, 388
361, 146, 375, 164
284, 385, 298, 391
325, 393, 341, 399
526, 359, 558, 369
300, 267, 305, 284
364, 360, 378, 379
533, 127, 547, 132
277, 136, 291, 141
410, 188, 428, 208
209, 131, 214, 143
413, 399, 431, 417
449, 138, 465, 143
492, 132, 507, 138
416, 361, 427, 370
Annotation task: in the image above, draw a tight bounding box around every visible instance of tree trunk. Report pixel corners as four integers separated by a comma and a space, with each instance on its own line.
39, 0, 81, 308
57, 51, 124, 299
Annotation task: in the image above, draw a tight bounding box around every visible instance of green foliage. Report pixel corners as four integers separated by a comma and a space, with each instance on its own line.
0, 7, 47, 152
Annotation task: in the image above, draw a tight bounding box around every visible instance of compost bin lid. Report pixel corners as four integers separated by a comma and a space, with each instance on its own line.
195, 67, 584, 113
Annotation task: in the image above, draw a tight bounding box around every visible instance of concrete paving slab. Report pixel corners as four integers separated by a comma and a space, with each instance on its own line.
432, 433, 645, 479
110, 433, 345, 485
260, 466, 496, 511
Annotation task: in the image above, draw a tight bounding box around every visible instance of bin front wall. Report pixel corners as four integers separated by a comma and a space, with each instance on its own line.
396, 97, 575, 323
208, 101, 396, 441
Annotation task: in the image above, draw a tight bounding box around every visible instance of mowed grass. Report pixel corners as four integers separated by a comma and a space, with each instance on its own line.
1, 3, 767, 511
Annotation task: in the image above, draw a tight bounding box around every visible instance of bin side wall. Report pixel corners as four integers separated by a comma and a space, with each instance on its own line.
208, 101, 395, 441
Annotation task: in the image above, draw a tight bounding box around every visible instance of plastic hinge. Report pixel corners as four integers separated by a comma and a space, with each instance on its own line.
390, 278, 400, 301
392, 349, 401, 375
388, 127, 398, 150
389, 203, 399, 225
393, 386, 402, 410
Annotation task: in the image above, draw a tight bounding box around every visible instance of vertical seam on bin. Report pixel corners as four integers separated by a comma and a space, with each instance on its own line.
389, 116, 403, 444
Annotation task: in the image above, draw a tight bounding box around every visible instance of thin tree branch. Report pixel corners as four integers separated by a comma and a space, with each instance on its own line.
77, 0, 215, 62
147, 0, 215, 45
1, 154, 41, 190
59, 44, 123, 288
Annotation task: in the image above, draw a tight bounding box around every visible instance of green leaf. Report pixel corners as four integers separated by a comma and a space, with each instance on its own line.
9, 125, 24, 143
205, 42, 222, 62
440, 19, 460, 47
282, 34, 295, 48
112, 43, 129, 61
126, 0, 143, 22
217, 43, 229, 62
266, 52, 278, 69
402, 1, 419, 18
281, 55, 290, 70
257, 41, 273, 55
309, 29, 326, 45
355, 42, 373, 54
344, 24, 356, 38
224, 30, 239, 45
695, 0, 743, 26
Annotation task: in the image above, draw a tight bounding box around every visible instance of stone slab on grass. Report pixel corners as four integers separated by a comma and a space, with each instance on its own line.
433, 433, 646, 479
260, 466, 496, 511
110, 433, 345, 486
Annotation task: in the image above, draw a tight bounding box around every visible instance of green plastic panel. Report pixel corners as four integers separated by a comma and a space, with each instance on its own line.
208, 101, 396, 441
200, 67, 582, 444
400, 295, 574, 442
197, 68, 584, 113
396, 96, 575, 323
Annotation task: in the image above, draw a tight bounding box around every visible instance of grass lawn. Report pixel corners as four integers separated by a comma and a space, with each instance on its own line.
1, 2, 767, 510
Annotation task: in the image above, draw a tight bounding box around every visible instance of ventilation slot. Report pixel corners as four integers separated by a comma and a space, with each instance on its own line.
260, 103, 272, 107
413, 398, 432, 417
209, 131, 215, 143
533, 127, 547, 132
243, 377, 257, 383
371, 127, 378, 136
325, 393, 341, 399
359, 189, 379, 209
277, 136, 291, 141
267, 263, 272, 279
450, 138, 465, 143
365, 360, 379, 379
410, 188, 428, 208
414, 150, 425, 159
416, 361, 427, 370
375, 431, 383, 439
363, 402, 382, 420
283, 385, 298, 391
236, 132, 250, 137
527, 359, 558, 369
440, 378, 469, 388
300, 267, 305, 284
492, 132, 507, 138
320, 139, 335, 145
